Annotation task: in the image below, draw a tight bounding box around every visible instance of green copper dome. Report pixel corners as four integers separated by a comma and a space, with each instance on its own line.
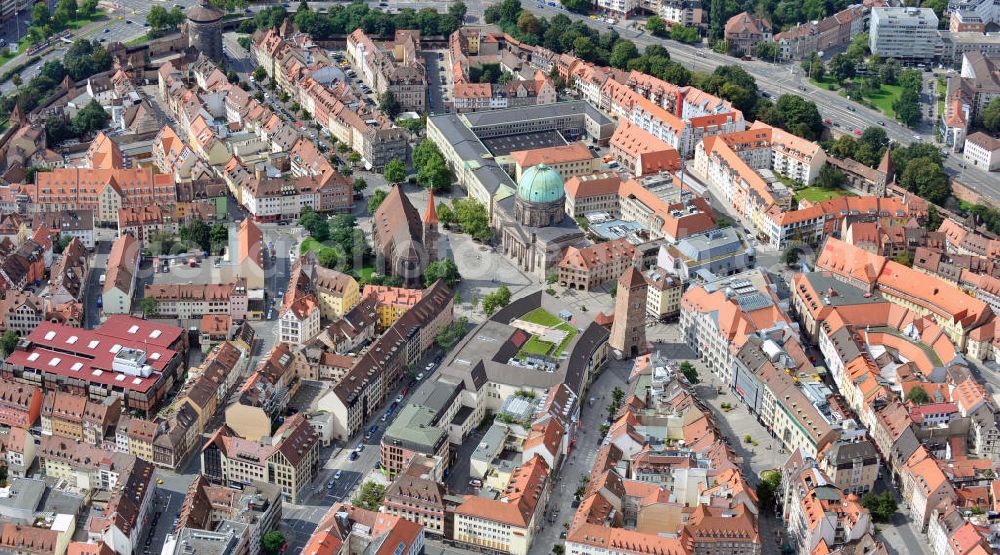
517, 164, 565, 204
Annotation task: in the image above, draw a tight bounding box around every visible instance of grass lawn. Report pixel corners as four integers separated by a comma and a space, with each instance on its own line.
809, 76, 840, 91
300, 237, 323, 254
794, 187, 854, 203
863, 84, 903, 118
521, 308, 563, 327
552, 323, 578, 357
125, 33, 152, 46
520, 336, 555, 357
358, 266, 376, 282
516, 309, 578, 359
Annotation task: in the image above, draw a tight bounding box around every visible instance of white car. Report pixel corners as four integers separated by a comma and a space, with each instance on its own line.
415, 372, 425, 381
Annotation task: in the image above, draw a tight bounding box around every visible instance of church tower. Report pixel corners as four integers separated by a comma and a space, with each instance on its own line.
422, 190, 440, 263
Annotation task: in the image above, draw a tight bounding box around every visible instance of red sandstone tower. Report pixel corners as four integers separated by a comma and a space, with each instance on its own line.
609, 267, 648, 358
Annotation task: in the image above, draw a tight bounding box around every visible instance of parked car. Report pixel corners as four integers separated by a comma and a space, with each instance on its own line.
333, 470, 342, 480
469, 479, 483, 487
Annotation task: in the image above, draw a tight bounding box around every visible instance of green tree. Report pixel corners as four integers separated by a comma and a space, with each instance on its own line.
226, 70, 239, 84
449, 1, 467, 21
437, 203, 455, 227
905, 386, 930, 405
815, 165, 846, 190
367, 189, 388, 215
827, 135, 858, 160
139, 298, 160, 319
482, 285, 511, 316
982, 97, 1000, 132
55, 235, 73, 254
383, 159, 406, 184
645, 15, 666, 36
679, 361, 699, 384
516, 10, 541, 36
609, 40, 639, 69
424, 258, 459, 287
261, 531, 286, 555
755, 41, 777, 61
353, 177, 366, 193
899, 157, 950, 205
179, 220, 211, 252
436, 317, 469, 350
893, 87, 921, 127
560, 0, 592, 13
71, 99, 110, 136
32, 3, 50, 27
209, 223, 228, 251
147, 5, 173, 29
253, 66, 267, 82
453, 199, 490, 241
861, 491, 899, 523
828, 53, 856, 84
79, 0, 98, 18
756, 471, 782, 513
378, 91, 401, 119
859, 127, 889, 159
770, 94, 825, 141
64, 40, 112, 81
892, 143, 943, 176
783, 246, 801, 266
53, 0, 77, 27
351, 481, 387, 511
845, 32, 869, 61
925, 204, 943, 232
0, 330, 18, 357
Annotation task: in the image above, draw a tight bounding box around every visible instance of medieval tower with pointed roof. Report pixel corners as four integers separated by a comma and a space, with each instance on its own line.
423, 190, 439, 263
609, 267, 649, 358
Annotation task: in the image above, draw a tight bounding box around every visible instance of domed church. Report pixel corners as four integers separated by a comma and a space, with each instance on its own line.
493, 164, 585, 278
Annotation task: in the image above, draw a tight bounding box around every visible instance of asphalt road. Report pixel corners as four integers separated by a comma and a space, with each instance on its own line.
422, 49, 448, 114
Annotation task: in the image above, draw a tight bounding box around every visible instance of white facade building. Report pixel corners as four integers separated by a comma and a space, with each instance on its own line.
869, 8, 939, 60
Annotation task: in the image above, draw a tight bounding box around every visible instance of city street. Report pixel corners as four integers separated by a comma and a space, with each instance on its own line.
528, 358, 629, 554
278, 363, 435, 553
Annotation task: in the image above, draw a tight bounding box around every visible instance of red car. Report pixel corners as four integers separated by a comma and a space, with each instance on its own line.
853, 129, 862, 136
823, 118, 832, 125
